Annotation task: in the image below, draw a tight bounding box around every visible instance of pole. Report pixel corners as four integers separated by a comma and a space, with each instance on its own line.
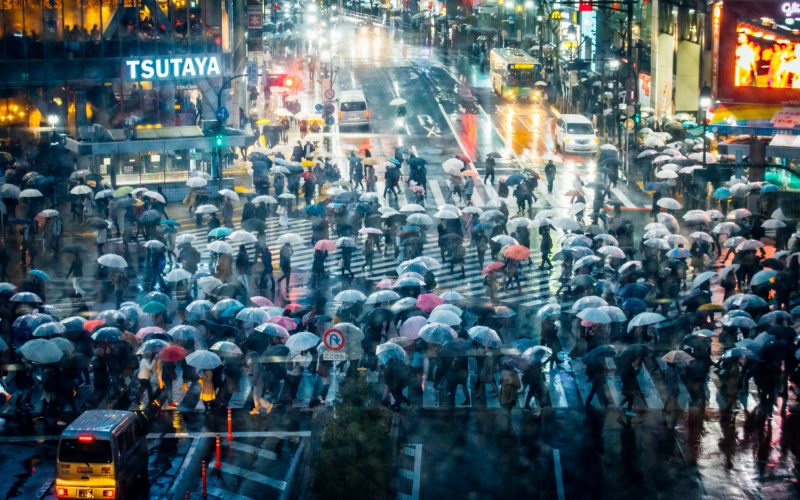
227, 407, 233, 441
702, 116, 707, 170
215, 433, 222, 468
201, 460, 208, 498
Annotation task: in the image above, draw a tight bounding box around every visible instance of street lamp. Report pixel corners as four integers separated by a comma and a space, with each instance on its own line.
699, 84, 712, 170
46, 114, 59, 128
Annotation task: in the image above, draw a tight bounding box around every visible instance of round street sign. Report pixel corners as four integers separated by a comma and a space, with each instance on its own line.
625, 118, 635, 130
322, 328, 346, 351
216, 106, 230, 123
324, 88, 336, 100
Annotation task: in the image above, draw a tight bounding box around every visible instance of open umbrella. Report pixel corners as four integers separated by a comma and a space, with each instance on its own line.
377, 342, 408, 365
467, 326, 502, 348
366, 290, 401, 305
419, 322, 457, 344
186, 350, 223, 370
286, 331, 321, 352
627, 312, 666, 331
523, 346, 553, 363
416, 293, 444, 313
314, 239, 337, 251
97, 253, 128, 269
255, 322, 290, 339
158, 344, 188, 362
211, 341, 244, 356
334, 290, 367, 303
577, 308, 612, 324
661, 350, 694, 366
20, 338, 64, 364
32, 322, 66, 338
503, 244, 531, 260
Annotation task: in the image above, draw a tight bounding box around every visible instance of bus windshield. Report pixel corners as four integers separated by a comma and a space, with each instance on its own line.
59, 439, 113, 464
509, 68, 535, 87
566, 123, 595, 134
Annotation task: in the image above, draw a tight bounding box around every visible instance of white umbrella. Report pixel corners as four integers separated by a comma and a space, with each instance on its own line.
655, 170, 678, 179
186, 350, 222, 369
227, 229, 257, 244
165, 268, 192, 282
434, 210, 459, 220
762, 219, 786, 229
736, 239, 764, 251
597, 245, 626, 258
207, 240, 234, 254
389, 97, 407, 106
277, 233, 304, 245
553, 216, 581, 232
19, 188, 43, 198
97, 253, 128, 269
286, 331, 321, 352
690, 231, 713, 243
664, 234, 689, 247
442, 158, 464, 175
176, 233, 196, 245
656, 197, 682, 210
577, 308, 612, 324
627, 312, 666, 331
274, 108, 294, 117
142, 191, 166, 204
195, 204, 218, 214
683, 210, 711, 223
334, 290, 368, 302
218, 189, 240, 201
186, 177, 208, 188
771, 208, 792, 221
252, 195, 278, 204
400, 204, 425, 213
713, 222, 740, 234
70, 185, 93, 195
728, 208, 752, 220
407, 213, 433, 226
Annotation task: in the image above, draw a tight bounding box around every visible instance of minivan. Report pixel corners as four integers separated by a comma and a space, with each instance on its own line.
555, 114, 599, 154
338, 90, 370, 128
56, 410, 149, 499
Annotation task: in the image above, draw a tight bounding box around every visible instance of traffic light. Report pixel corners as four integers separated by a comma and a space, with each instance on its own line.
214, 134, 224, 147
578, 1, 592, 12
633, 112, 641, 126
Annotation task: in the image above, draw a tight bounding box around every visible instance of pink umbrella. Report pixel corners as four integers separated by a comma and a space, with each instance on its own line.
375, 279, 395, 290
250, 296, 274, 307
268, 315, 298, 331
136, 326, 166, 340
399, 316, 429, 339
416, 293, 444, 313
314, 239, 336, 251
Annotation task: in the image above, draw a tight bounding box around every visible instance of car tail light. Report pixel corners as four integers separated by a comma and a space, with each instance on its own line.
56, 488, 68, 497
338, 112, 342, 119
103, 489, 115, 498
364, 111, 371, 118
77, 435, 94, 443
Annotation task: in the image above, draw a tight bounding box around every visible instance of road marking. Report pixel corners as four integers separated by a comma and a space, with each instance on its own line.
609, 186, 636, 209
434, 98, 473, 163
428, 179, 447, 207
550, 372, 569, 408
228, 440, 278, 461
470, 187, 485, 208
207, 487, 255, 500
553, 449, 566, 500
482, 181, 499, 200
416, 115, 441, 137
638, 365, 664, 410
398, 444, 422, 500
220, 463, 287, 490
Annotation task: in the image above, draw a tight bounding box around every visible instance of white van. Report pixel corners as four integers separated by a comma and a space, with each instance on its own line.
338, 90, 370, 128
555, 114, 599, 154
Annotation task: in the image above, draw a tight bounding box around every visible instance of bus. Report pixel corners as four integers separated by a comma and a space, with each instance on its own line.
489, 48, 541, 100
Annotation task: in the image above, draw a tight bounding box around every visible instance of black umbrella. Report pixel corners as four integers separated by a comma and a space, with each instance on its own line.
138, 209, 162, 224
409, 157, 428, 167
86, 217, 109, 229
210, 284, 238, 298
242, 218, 266, 232
584, 344, 617, 365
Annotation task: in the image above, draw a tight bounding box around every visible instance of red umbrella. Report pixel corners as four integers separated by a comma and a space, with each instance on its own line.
416, 293, 444, 313
314, 239, 336, 251
410, 185, 425, 194
268, 315, 298, 330
504, 244, 531, 260
481, 261, 505, 275
83, 319, 105, 333
300, 172, 314, 180
283, 302, 304, 313
375, 279, 395, 289
157, 344, 188, 362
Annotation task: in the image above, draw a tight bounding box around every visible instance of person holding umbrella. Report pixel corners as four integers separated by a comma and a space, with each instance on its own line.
484, 154, 496, 185
544, 160, 556, 194
66, 251, 85, 296
277, 242, 293, 296
135, 351, 157, 408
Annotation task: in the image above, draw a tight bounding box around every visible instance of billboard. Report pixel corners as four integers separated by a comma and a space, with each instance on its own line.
718, 1, 800, 103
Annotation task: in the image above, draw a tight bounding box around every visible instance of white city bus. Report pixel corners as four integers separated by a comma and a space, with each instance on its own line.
489, 48, 541, 100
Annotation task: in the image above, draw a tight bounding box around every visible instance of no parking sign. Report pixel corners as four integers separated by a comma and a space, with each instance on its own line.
322, 328, 346, 352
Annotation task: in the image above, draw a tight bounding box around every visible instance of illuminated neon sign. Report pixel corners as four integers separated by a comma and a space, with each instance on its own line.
782, 2, 800, 16
125, 55, 222, 81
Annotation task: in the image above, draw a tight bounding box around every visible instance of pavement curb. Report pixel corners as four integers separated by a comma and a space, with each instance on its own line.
168, 436, 212, 500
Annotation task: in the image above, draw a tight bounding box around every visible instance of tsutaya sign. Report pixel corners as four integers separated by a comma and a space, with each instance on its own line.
124, 55, 221, 81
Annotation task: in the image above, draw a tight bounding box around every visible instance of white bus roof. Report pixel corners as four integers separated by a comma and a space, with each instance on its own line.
490, 48, 537, 64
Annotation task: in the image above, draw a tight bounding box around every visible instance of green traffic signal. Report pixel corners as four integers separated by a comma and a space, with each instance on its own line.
214, 135, 224, 147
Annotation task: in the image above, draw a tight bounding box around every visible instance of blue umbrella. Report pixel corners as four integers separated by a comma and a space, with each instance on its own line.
208, 227, 233, 238
305, 204, 326, 216
212, 298, 245, 318
160, 219, 181, 226
0, 282, 17, 293
621, 298, 647, 315
92, 326, 123, 342
28, 269, 50, 281
142, 301, 167, 315
13, 313, 54, 346
32, 322, 66, 338
60, 316, 87, 332
388, 157, 402, 166
401, 225, 422, 233
506, 173, 526, 186
472, 223, 493, 233
168, 325, 201, 342
643, 182, 664, 192
619, 283, 650, 300
10, 292, 42, 303
666, 248, 692, 259
761, 183, 779, 194
186, 300, 214, 319
145, 291, 172, 307
713, 187, 732, 199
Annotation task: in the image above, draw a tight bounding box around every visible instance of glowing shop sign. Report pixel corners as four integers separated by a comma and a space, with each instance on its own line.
782, 2, 800, 16
125, 55, 221, 81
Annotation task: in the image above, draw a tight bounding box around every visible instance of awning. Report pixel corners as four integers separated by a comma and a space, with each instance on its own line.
767, 134, 800, 159
65, 126, 253, 155
708, 104, 800, 136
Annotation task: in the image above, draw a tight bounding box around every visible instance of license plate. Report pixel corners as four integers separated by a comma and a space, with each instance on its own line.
78, 490, 94, 498
77, 466, 93, 473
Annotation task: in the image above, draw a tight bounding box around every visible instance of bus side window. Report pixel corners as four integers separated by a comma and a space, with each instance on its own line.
119, 427, 135, 463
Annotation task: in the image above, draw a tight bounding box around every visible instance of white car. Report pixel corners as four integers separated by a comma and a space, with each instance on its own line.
555, 114, 599, 154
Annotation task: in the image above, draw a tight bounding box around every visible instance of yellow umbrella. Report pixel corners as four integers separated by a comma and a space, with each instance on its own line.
301, 160, 315, 168
234, 186, 256, 194
256, 118, 270, 125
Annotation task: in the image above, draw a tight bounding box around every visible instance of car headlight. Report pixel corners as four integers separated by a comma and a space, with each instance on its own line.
592, 137, 599, 143
565, 137, 571, 143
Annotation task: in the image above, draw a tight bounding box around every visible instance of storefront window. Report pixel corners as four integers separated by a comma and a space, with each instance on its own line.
658, 1, 674, 36
678, 9, 700, 43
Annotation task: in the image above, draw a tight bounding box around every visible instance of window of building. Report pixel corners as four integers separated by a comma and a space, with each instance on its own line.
658, 1, 674, 35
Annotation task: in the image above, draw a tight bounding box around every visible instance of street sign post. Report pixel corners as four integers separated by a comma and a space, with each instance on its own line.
324, 88, 336, 100
322, 351, 347, 361
322, 328, 346, 351
216, 106, 230, 123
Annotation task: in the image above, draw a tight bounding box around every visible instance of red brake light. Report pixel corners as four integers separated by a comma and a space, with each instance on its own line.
103, 489, 115, 497
284, 78, 294, 88
77, 435, 94, 443
56, 488, 68, 497
364, 111, 371, 118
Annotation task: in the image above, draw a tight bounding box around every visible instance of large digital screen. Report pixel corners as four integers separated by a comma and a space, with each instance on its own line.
735, 21, 800, 88
717, 2, 800, 104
